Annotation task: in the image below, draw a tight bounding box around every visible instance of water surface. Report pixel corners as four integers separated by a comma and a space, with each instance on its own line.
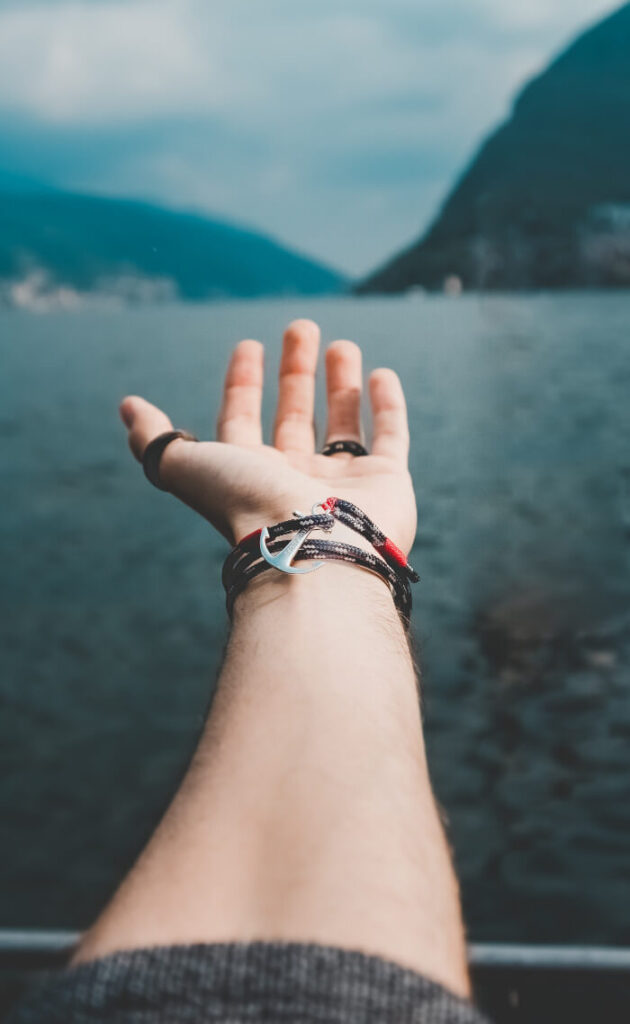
2, 293, 629, 942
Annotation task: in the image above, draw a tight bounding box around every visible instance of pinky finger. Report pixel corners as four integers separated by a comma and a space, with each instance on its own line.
119, 395, 174, 461
369, 368, 409, 464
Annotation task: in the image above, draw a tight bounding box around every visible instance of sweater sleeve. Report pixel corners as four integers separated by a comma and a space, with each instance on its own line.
8, 940, 491, 1024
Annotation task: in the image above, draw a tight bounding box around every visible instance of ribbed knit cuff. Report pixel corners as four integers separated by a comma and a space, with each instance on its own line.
9, 940, 490, 1023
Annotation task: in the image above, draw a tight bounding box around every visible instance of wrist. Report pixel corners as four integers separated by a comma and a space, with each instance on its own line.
225, 498, 418, 629
231, 544, 406, 634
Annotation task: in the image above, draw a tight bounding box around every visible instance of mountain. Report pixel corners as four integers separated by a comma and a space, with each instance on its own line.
358, 3, 630, 293
0, 189, 345, 306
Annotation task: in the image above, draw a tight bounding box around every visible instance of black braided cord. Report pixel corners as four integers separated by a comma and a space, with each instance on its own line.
222, 498, 418, 625
225, 538, 411, 624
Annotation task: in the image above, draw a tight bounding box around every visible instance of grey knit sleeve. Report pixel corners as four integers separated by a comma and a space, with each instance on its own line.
8, 940, 490, 1023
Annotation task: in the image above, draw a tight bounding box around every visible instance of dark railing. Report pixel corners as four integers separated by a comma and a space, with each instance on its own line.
2, 929, 630, 969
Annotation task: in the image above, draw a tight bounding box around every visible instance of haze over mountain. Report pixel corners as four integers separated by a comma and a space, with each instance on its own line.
0, 188, 345, 308
359, 2, 630, 293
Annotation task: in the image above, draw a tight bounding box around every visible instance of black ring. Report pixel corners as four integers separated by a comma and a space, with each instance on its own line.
321, 440, 368, 457
142, 430, 198, 490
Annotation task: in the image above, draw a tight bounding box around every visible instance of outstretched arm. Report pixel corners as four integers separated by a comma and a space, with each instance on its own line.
74, 319, 470, 998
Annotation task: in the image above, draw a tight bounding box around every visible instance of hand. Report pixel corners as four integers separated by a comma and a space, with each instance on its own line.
119, 319, 416, 553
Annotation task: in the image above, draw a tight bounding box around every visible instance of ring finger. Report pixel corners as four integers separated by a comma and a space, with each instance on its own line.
324, 339, 364, 450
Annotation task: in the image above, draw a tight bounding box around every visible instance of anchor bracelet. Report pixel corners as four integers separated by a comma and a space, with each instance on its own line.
222, 498, 419, 625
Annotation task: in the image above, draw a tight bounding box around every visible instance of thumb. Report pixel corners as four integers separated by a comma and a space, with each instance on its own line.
119, 395, 174, 461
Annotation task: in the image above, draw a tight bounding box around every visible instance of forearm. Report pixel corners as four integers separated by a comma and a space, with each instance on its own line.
76, 564, 468, 994
200, 566, 429, 909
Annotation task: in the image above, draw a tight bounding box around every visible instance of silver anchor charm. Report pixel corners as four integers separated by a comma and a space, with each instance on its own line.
259, 504, 326, 575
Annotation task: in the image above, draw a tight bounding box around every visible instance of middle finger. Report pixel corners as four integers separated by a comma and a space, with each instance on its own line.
273, 319, 320, 453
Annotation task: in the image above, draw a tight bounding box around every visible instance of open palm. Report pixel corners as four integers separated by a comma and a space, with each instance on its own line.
120, 319, 417, 554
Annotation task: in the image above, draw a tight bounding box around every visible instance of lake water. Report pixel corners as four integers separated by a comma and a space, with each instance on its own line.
2, 293, 630, 943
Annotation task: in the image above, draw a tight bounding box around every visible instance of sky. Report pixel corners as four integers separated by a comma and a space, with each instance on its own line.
0, 0, 619, 276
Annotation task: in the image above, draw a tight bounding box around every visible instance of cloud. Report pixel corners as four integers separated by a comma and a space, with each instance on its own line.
0, 0, 230, 123
0, 0, 618, 272
1, 1, 613, 126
